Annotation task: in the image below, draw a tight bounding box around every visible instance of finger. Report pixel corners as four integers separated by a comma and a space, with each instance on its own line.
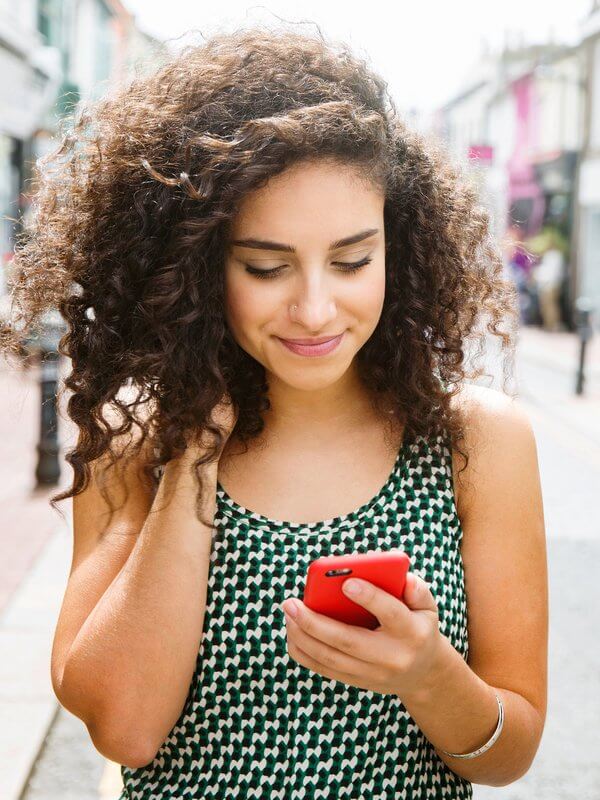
284, 612, 378, 679
288, 639, 357, 686
282, 599, 381, 664
400, 573, 439, 613
286, 627, 379, 692
340, 577, 416, 630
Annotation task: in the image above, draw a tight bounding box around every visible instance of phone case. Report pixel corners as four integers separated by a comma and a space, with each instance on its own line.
302, 549, 411, 630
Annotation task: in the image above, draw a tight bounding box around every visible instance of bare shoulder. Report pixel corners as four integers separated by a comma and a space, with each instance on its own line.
445, 384, 548, 730
449, 381, 532, 430
448, 383, 538, 522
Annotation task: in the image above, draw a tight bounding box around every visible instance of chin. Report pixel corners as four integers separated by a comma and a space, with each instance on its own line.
270, 355, 356, 389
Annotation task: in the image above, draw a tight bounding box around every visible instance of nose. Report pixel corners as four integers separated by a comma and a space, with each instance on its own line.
289, 284, 337, 332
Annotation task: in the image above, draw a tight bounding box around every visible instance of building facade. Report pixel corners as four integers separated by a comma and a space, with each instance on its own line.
575, 2, 600, 320
436, 39, 587, 329
0, 0, 165, 313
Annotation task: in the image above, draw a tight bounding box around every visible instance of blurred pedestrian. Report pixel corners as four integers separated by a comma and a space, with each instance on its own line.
526, 225, 569, 333
504, 224, 535, 324
534, 246, 564, 332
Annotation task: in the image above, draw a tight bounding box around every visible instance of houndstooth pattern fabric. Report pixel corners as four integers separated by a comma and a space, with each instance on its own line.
119, 430, 472, 799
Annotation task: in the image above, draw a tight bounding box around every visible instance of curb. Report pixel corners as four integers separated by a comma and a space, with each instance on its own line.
0, 523, 71, 800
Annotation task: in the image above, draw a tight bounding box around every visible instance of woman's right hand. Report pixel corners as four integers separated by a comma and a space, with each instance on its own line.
185, 392, 239, 461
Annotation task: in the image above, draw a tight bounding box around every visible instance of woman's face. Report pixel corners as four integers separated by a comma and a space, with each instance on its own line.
223, 160, 386, 392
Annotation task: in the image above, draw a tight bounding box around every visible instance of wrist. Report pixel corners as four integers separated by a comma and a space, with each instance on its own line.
166, 443, 220, 471
401, 631, 457, 707
162, 449, 219, 489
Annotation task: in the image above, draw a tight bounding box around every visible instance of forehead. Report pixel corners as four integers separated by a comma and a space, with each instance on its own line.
230, 161, 384, 238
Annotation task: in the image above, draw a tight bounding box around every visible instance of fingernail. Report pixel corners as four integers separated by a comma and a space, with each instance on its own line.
283, 600, 298, 619
344, 579, 362, 595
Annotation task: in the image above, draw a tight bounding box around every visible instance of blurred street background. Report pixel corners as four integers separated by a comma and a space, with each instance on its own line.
1, 1, 600, 799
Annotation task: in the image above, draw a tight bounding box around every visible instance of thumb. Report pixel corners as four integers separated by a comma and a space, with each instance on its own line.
403, 572, 436, 612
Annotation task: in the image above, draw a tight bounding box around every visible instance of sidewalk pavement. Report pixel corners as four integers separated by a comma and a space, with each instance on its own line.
0, 361, 64, 614
516, 323, 600, 380
2, 323, 599, 800
515, 324, 600, 448
1, 524, 72, 799
0, 355, 79, 800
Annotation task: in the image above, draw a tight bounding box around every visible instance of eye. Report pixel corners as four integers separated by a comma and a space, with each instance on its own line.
333, 256, 372, 273
244, 265, 286, 279
244, 256, 372, 280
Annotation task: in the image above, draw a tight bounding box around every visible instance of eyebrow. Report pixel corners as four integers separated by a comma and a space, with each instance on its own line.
230, 228, 379, 253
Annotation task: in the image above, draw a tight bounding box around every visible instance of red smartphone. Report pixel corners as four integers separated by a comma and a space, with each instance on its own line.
302, 549, 411, 630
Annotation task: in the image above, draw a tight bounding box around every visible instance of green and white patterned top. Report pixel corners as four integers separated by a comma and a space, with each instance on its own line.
119, 429, 472, 799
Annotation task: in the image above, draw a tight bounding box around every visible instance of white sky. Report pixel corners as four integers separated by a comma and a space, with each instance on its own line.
122, 0, 593, 114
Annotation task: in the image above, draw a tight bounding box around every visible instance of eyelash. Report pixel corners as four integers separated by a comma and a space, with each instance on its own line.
244, 256, 372, 280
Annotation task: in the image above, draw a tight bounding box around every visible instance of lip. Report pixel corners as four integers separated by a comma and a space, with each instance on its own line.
276, 333, 345, 357
279, 335, 342, 345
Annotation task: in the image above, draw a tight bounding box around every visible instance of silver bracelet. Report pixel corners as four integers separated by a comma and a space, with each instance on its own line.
440, 692, 504, 759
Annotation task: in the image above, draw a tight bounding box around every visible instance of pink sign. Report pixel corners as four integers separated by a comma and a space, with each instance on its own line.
468, 145, 494, 164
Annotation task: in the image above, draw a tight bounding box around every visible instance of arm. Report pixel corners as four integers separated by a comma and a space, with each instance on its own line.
401, 385, 548, 787
59, 448, 219, 769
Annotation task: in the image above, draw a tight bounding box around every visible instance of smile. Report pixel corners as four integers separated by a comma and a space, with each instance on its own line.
276, 333, 344, 357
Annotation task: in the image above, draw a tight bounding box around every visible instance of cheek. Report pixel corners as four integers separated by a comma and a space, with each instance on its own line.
353, 264, 386, 321
224, 277, 270, 338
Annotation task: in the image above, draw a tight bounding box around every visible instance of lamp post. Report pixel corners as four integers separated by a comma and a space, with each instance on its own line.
574, 296, 595, 396
20, 308, 67, 487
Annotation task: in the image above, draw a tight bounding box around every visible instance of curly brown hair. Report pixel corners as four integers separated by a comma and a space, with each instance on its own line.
1, 23, 518, 533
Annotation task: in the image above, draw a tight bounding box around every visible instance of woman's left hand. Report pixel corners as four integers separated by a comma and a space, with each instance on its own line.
281, 572, 448, 699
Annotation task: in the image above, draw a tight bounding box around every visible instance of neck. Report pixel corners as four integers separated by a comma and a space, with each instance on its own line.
264, 367, 374, 431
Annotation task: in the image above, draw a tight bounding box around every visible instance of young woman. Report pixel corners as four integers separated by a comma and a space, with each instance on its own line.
2, 24, 548, 800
